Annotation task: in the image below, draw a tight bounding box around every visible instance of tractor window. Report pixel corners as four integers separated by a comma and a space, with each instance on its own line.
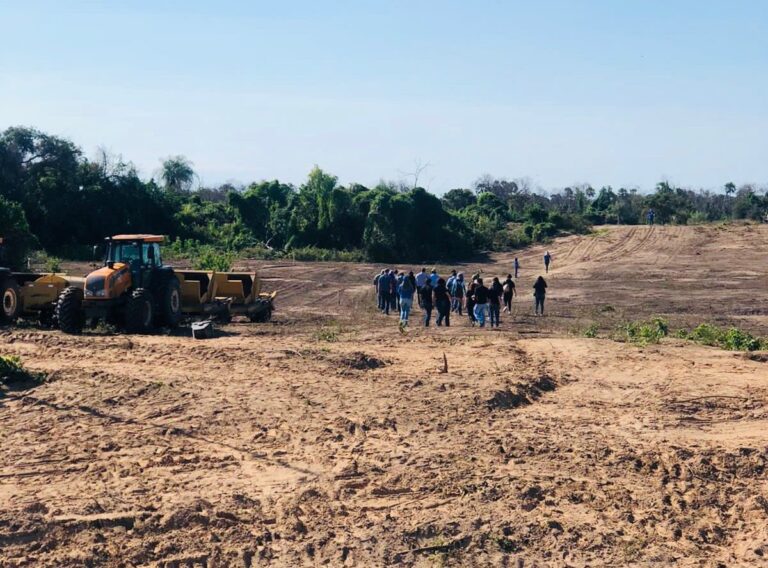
108, 243, 141, 264
142, 243, 162, 266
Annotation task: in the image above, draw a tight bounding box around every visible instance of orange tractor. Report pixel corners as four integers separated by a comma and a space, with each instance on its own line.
56, 234, 275, 334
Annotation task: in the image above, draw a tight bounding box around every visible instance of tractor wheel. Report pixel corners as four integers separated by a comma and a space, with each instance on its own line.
0, 277, 21, 324
125, 289, 154, 333
249, 301, 272, 323
39, 308, 56, 328
159, 277, 182, 328
216, 306, 232, 324
56, 286, 85, 334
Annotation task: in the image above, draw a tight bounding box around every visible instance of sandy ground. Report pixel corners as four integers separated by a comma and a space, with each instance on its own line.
2, 224, 768, 567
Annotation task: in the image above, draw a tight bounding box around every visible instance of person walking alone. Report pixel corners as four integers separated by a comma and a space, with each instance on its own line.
533, 276, 548, 316
544, 251, 552, 273
434, 278, 451, 327
502, 274, 516, 313
420, 278, 434, 326
514, 257, 520, 279
473, 278, 489, 327
488, 277, 503, 327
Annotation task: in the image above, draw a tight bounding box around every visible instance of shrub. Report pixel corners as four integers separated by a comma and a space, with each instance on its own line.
583, 323, 599, 338
314, 324, 341, 342
680, 323, 766, 351
686, 323, 722, 346
686, 211, 708, 225
287, 247, 365, 262
722, 328, 763, 351
0, 355, 45, 390
45, 255, 62, 273
192, 246, 235, 272
623, 316, 669, 345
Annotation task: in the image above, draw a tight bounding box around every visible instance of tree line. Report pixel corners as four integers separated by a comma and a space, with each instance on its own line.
1, 126, 766, 269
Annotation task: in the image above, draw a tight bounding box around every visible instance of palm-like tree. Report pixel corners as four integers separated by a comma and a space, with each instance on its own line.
160, 156, 196, 193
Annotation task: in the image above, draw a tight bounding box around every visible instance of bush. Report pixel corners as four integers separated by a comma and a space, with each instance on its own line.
287, 247, 365, 262
623, 317, 669, 345
686, 323, 722, 346
0, 355, 44, 390
583, 323, 599, 338
686, 211, 708, 225
45, 255, 62, 273
682, 323, 765, 351
314, 324, 341, 342
192, 246, 235, 272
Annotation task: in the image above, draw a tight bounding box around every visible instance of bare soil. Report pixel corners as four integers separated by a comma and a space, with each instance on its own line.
2, 224, 768, 567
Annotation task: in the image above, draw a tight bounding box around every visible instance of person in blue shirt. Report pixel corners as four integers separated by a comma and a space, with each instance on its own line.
446, 270, 457, 293
647, 209, 655, 225
377, 269, 392, 314
395, 271, 404, 312
429, 269, 439, 287
544, 251, 552, 273
514, 257, 520, 278
450, 272, 465, 315
397, 273, 416, 327
373, 269, 386, 311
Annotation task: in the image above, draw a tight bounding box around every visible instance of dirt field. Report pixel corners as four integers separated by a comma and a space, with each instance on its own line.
2, 224, 768, 567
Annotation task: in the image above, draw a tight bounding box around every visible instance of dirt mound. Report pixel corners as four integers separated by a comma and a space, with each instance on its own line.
487, 374, 558, 410
337, 351, 388, 371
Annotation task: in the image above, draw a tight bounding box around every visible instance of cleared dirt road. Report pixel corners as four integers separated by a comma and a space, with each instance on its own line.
1, 224, 767, 566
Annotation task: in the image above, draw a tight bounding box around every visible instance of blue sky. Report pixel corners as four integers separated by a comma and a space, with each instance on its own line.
1, 0, 766, 193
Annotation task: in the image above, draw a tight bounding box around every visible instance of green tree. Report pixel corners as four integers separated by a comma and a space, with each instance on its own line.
160, 155, 196, 193
0, 196, 37, 268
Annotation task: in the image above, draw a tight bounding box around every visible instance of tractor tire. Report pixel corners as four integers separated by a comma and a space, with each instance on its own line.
249, 301, 272, 323
125, 289, 154, 333
159, 277, 182, 328
56, 286, 85, 334
216, 307, 232, 324
0, 277, 21, 324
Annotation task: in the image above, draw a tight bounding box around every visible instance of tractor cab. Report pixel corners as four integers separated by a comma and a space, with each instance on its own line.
105, 234, 165, 287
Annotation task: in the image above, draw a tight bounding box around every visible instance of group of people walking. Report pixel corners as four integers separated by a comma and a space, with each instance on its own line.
373, 254, 552, 329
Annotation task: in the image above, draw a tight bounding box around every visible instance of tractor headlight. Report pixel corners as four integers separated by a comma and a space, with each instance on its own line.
85, 275, 106, 298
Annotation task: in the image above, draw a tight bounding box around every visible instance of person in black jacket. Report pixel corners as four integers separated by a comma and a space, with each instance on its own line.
420, 279, 434, 326
502, 274, 515, 313
434, 278, 451, 327
489, 276, 503, 327
473, 278, 489, 327
533, 276, 547, 316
